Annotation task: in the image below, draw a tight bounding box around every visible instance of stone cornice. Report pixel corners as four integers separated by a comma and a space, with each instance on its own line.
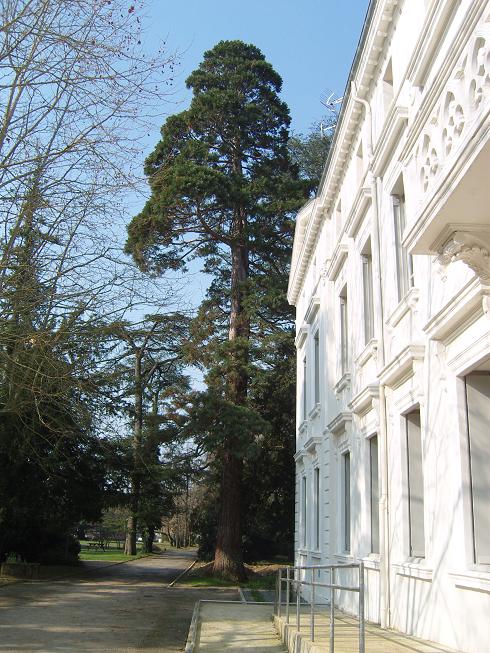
287, 0, 400, 305
345, 185, 372, 238
372, 102, 409, 176
379, 344, 425, 388
304, 436, 322, 455
304, 295, 321, 324
423, 278, 490, 344
327, 410, 352, 435
405, 0, 462, 86
349, 384, 380, 416
295, 325, 309, 349
326, 243, 349, 281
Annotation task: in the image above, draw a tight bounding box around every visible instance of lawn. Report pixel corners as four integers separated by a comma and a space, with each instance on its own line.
78, 540, 150, 562
180, 569, 278, 591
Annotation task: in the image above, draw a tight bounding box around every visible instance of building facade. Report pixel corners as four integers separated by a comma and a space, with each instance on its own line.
288, 1, 490, 652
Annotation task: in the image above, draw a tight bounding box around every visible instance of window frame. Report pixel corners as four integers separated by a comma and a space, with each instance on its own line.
362, 250, 374, 344
314, 329, 320, 406
392, 193, 413, 302
405, 408, 425, 559
369, 434, 380, 554
339, 287, 349, 376
464, 371, 490, 565
341, 451, 351, 553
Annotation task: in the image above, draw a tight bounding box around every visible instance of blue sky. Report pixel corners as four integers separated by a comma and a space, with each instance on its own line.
131, 1, 370, 304
130, 1, 370, 387
143, 0, 370, 134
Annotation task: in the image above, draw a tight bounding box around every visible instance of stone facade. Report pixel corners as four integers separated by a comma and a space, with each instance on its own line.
288, 1, 490, 652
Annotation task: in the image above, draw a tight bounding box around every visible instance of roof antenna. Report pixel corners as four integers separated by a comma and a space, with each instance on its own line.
320, 89, 343, 137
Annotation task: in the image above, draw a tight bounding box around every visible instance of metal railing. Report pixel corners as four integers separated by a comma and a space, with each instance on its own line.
274, 562, 365, 653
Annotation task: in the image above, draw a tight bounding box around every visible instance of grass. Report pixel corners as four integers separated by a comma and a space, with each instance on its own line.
180, 570, 278, 591
78, 540, 150, 562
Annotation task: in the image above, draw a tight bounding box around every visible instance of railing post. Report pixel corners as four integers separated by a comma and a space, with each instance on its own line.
310, 567, 315, 642
296, 570, 301, 632
359, 562, 365, 653
330, 567, 335, 653
286, 567, 290, 624
277, 569, 282, 617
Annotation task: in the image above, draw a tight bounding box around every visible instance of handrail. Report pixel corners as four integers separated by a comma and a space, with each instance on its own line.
274, 562, 365, 653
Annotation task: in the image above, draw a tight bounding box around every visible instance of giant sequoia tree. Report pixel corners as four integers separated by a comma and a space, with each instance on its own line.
126, 41, 309, 579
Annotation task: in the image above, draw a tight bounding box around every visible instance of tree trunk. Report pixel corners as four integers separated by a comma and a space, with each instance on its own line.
143, 526, 154, 553
213, 233, 249, 581
213, 450, 247, 580
125, 350, 143, 556
124, 515, 137, 555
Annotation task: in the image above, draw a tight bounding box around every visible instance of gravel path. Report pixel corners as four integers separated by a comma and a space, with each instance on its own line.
0, 549, 237, 652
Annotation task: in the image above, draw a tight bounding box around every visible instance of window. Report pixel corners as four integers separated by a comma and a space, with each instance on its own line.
335, 200, 342, 238
314, 467, 320, 550
302, 475, 307, 548
370, 435, 380, 554
302, 355, 307, 421
362, 245, 374, 343
340, 288, 348, 375
406, 410, 425, 557
314, 331, 320, 405
393, 192, 413, 301
342, 452, 351, 552
356, 140, 364, 183
465, 372, 490, 564
382, 58, 394, 112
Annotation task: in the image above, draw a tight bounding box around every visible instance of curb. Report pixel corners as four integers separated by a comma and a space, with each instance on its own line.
184, 600, 201, 653
168, 559, 197, 587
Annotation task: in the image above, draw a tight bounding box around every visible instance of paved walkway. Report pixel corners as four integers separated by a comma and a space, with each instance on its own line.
275, 609, 461, 653
196, 602, 287, 652
0, 550, 237, 652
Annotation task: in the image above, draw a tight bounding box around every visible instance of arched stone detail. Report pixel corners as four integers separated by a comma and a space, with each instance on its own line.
415, 21, 489, 195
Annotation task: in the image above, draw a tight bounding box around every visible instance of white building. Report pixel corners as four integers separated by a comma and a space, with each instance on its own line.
288, 1, 490, 652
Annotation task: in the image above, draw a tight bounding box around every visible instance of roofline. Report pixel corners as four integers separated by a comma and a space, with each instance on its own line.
317, 0, 376, 195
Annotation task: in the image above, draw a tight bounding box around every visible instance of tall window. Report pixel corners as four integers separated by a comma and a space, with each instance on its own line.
340, 288, 348, 375
314, 331, 320, 405
314, 467, 320, 550
465, 372, 490, 564
302, 476, 307, 548
406, 410, 425, 557
370, 435, 380, 553
362, 249, 374, 343
393, 193, 413, 301
302, 355, 307, 421
335, 200, 342, 238
342, 452, 351, 552
382, 58, 394, 112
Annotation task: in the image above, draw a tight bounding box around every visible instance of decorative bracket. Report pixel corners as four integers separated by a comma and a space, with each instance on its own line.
437, 231, 490, 282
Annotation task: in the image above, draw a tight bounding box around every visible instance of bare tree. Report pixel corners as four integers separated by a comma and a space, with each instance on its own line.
0, 1, 182, 561
0, 0, 180, 415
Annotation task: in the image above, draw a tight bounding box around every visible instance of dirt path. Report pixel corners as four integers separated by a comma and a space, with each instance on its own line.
0, 549, 237, 652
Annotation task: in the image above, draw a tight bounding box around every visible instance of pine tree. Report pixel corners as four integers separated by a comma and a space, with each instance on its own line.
126, 40, 310, 579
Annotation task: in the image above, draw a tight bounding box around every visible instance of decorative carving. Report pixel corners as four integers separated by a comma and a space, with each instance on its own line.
442, 93, 465, 156
437, 231, 490, 281
416, 27, 488, 194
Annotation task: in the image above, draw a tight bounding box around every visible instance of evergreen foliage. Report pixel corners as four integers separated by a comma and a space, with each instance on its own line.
126, 40, 312, 579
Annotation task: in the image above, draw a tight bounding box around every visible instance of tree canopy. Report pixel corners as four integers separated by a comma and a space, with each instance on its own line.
126, 40, 311, 579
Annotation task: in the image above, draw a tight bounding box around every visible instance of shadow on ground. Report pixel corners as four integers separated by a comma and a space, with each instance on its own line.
0, 551, 237, 653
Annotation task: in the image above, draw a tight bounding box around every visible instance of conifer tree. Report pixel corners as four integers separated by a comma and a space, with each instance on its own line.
126, 40, 310, 579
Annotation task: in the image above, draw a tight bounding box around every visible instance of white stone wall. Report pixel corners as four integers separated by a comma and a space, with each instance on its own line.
290, 1, 490, 652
